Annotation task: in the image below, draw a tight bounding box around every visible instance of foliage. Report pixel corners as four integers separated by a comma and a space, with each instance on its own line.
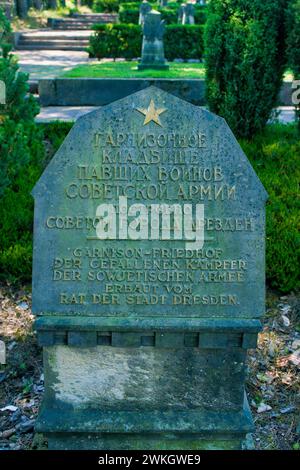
204, 0, 289, 138
0, 17, 43, 283
165, 25, 203, 61
89, 23, 204, 60
0, 122, 72, 284
240, 124, 300, 293
118, 3, 207, 25
92, 0, 119, 13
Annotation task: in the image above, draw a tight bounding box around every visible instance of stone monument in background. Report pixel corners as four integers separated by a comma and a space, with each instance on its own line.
138, 10, 169, 70
182, 2, 195, 25
32, 86, 267, 450
178, 3, 186, 24
138, 0, 152, 26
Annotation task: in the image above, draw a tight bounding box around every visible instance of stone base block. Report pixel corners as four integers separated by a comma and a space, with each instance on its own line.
46, 433, 251, 451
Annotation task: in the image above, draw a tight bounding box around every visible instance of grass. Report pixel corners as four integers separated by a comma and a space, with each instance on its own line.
63, 61, 206, 79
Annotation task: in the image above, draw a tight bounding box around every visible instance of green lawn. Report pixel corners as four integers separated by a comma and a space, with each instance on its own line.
63, 61, 206, 79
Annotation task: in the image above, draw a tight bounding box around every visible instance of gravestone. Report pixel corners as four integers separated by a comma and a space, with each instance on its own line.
32, 86, 267, 450
182, 2, 195, 25
138, 0, 152, 26
138, 10, 169, 70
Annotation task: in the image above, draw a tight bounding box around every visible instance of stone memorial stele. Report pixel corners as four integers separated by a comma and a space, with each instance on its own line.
138, 0, 152, 26
182, 2, 195, 25
138, 10, 169, 71
32, 86, 267, 450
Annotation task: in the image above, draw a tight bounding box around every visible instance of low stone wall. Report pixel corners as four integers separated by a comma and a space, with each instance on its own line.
38, 78, 206, 107
38, 78, 295, 107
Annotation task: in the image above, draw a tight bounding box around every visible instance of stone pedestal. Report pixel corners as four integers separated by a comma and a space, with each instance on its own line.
35, 317, 260, 450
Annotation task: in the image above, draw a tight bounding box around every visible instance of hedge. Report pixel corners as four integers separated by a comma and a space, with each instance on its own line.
119, 3, 207, 25
286, 0, 300, 128
205, 0, 288, 139
89, 24, 204, 60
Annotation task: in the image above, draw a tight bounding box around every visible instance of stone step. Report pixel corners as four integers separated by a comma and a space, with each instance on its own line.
16, 44, 88, 51
18, 32, 91, 40
18, 40, 89, 47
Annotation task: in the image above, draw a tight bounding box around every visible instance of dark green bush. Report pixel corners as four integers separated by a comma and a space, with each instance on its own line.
0, 31, 44, 283
205, 0, 288, 139
0, 122, 72, 284
89, 23, 142, 60
240, 124, 300, 293
89, 23, 204, 60
0, 45, 41, 197
164, 25, 204, 60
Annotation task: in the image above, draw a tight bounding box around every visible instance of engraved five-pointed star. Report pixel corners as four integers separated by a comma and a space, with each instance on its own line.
136, 99, 167, 126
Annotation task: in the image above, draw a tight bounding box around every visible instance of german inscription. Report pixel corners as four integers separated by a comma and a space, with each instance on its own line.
32, 87, 267, 318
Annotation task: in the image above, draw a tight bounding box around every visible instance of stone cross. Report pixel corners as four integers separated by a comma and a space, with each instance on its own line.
138, 0, 152, 26
182, 2, 195, 25
138, 10, 169, 70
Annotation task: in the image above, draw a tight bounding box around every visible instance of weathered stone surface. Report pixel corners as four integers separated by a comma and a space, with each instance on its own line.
32, 86, 267, 320
32, 86, 267, 449
43, 346, 246, 411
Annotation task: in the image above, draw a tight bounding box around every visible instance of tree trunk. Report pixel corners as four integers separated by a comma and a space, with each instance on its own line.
48, 0, 57, 9
16, 0, 28, 18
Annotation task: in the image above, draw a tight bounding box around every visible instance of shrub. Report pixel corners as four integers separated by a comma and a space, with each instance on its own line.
92, 0, 119, 13
0, 45, 41, 197
0, 28, 44, 283
205, 0, 289, 138
89, 23, 142, 60
164, 25, 204, 61
89, 23, 204, 60
0, 121, 72, 284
